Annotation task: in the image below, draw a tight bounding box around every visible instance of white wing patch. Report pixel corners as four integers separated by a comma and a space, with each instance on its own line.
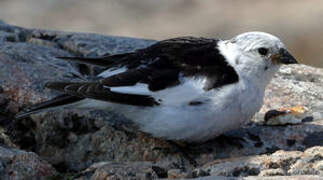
98, 67, 128, 78
97, 67, 208, 106
110, 83, 151, 95
109, 76, 208, 106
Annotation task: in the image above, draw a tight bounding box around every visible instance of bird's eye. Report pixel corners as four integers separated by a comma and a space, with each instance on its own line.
258, 48, 269, 56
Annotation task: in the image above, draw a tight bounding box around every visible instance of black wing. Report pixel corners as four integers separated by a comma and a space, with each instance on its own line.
56, 52, 135, 67
15, 94, 84, 119
17, 37, 239, 118
59, 37, 238, 90
45, 82, 159, 106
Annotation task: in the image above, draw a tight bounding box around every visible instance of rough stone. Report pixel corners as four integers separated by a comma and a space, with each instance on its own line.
0, 146, 57, 180
0, 21, 322, 179
258, 169, 285, 176
75, 161, 160, 180
194, 146, 323, 178
30, 110, 192, 172
179, 175, 322, 180
264, 106, 307, 125
256, 64, 323, 124
167, 168, 192, 179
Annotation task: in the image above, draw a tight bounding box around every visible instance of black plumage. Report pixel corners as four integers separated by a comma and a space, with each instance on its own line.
62, 37, 238, 90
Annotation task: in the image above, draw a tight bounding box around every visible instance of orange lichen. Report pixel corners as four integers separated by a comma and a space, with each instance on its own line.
278, 106, 307, 118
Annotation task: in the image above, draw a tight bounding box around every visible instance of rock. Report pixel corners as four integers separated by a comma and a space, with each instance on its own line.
194, 146, 323, 177
0, 20, 322, 179
75, 161, 159, 180
167, 168, 192, 179
243, 175, 322, 180
179, 175, 322, 180
288, 146, 323, 175
0, 146, 57, 180
258, 169, 285, 176
30, 111, 192, 171
264, 106, 308, 125
256, 64, 323, 124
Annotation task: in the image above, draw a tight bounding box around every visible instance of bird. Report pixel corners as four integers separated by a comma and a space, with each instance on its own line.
17, 31, 298, 142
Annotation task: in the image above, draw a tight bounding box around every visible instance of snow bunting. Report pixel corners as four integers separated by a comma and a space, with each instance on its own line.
17, 32, 298, 142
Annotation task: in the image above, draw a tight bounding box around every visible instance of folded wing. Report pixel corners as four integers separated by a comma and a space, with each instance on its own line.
17, 37, 239, 118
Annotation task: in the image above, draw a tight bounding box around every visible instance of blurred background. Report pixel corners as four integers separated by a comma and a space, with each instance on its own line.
0, 0, 322, 67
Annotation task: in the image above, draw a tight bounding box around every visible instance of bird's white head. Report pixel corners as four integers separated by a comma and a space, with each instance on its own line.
219, 31, 298, 84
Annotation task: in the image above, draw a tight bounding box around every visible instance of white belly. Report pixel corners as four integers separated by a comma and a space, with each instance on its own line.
137, 81, 263, 142
76, 78, 264, 142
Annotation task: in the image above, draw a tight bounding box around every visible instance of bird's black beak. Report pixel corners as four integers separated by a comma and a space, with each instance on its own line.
277, 48, 298, 64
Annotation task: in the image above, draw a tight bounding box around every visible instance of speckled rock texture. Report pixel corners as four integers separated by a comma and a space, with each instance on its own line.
181, 175, 323, 180
0, 21, 322, 179
194, 146, 323, 177
0, 146, 57, 180
75, 162, 160, 180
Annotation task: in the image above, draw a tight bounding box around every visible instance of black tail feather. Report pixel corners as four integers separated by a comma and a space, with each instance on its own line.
15, 94, 84, 119
45, 82, 79, 92
17, 52, 136, 118
56, 52, 135, 67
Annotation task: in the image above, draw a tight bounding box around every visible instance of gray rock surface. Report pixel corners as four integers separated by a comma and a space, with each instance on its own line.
0, 146, 57, 180
194, 146, 322, 177
182, 175, 323, 180
75, 162, 160, 180
0, 21, 322, 179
